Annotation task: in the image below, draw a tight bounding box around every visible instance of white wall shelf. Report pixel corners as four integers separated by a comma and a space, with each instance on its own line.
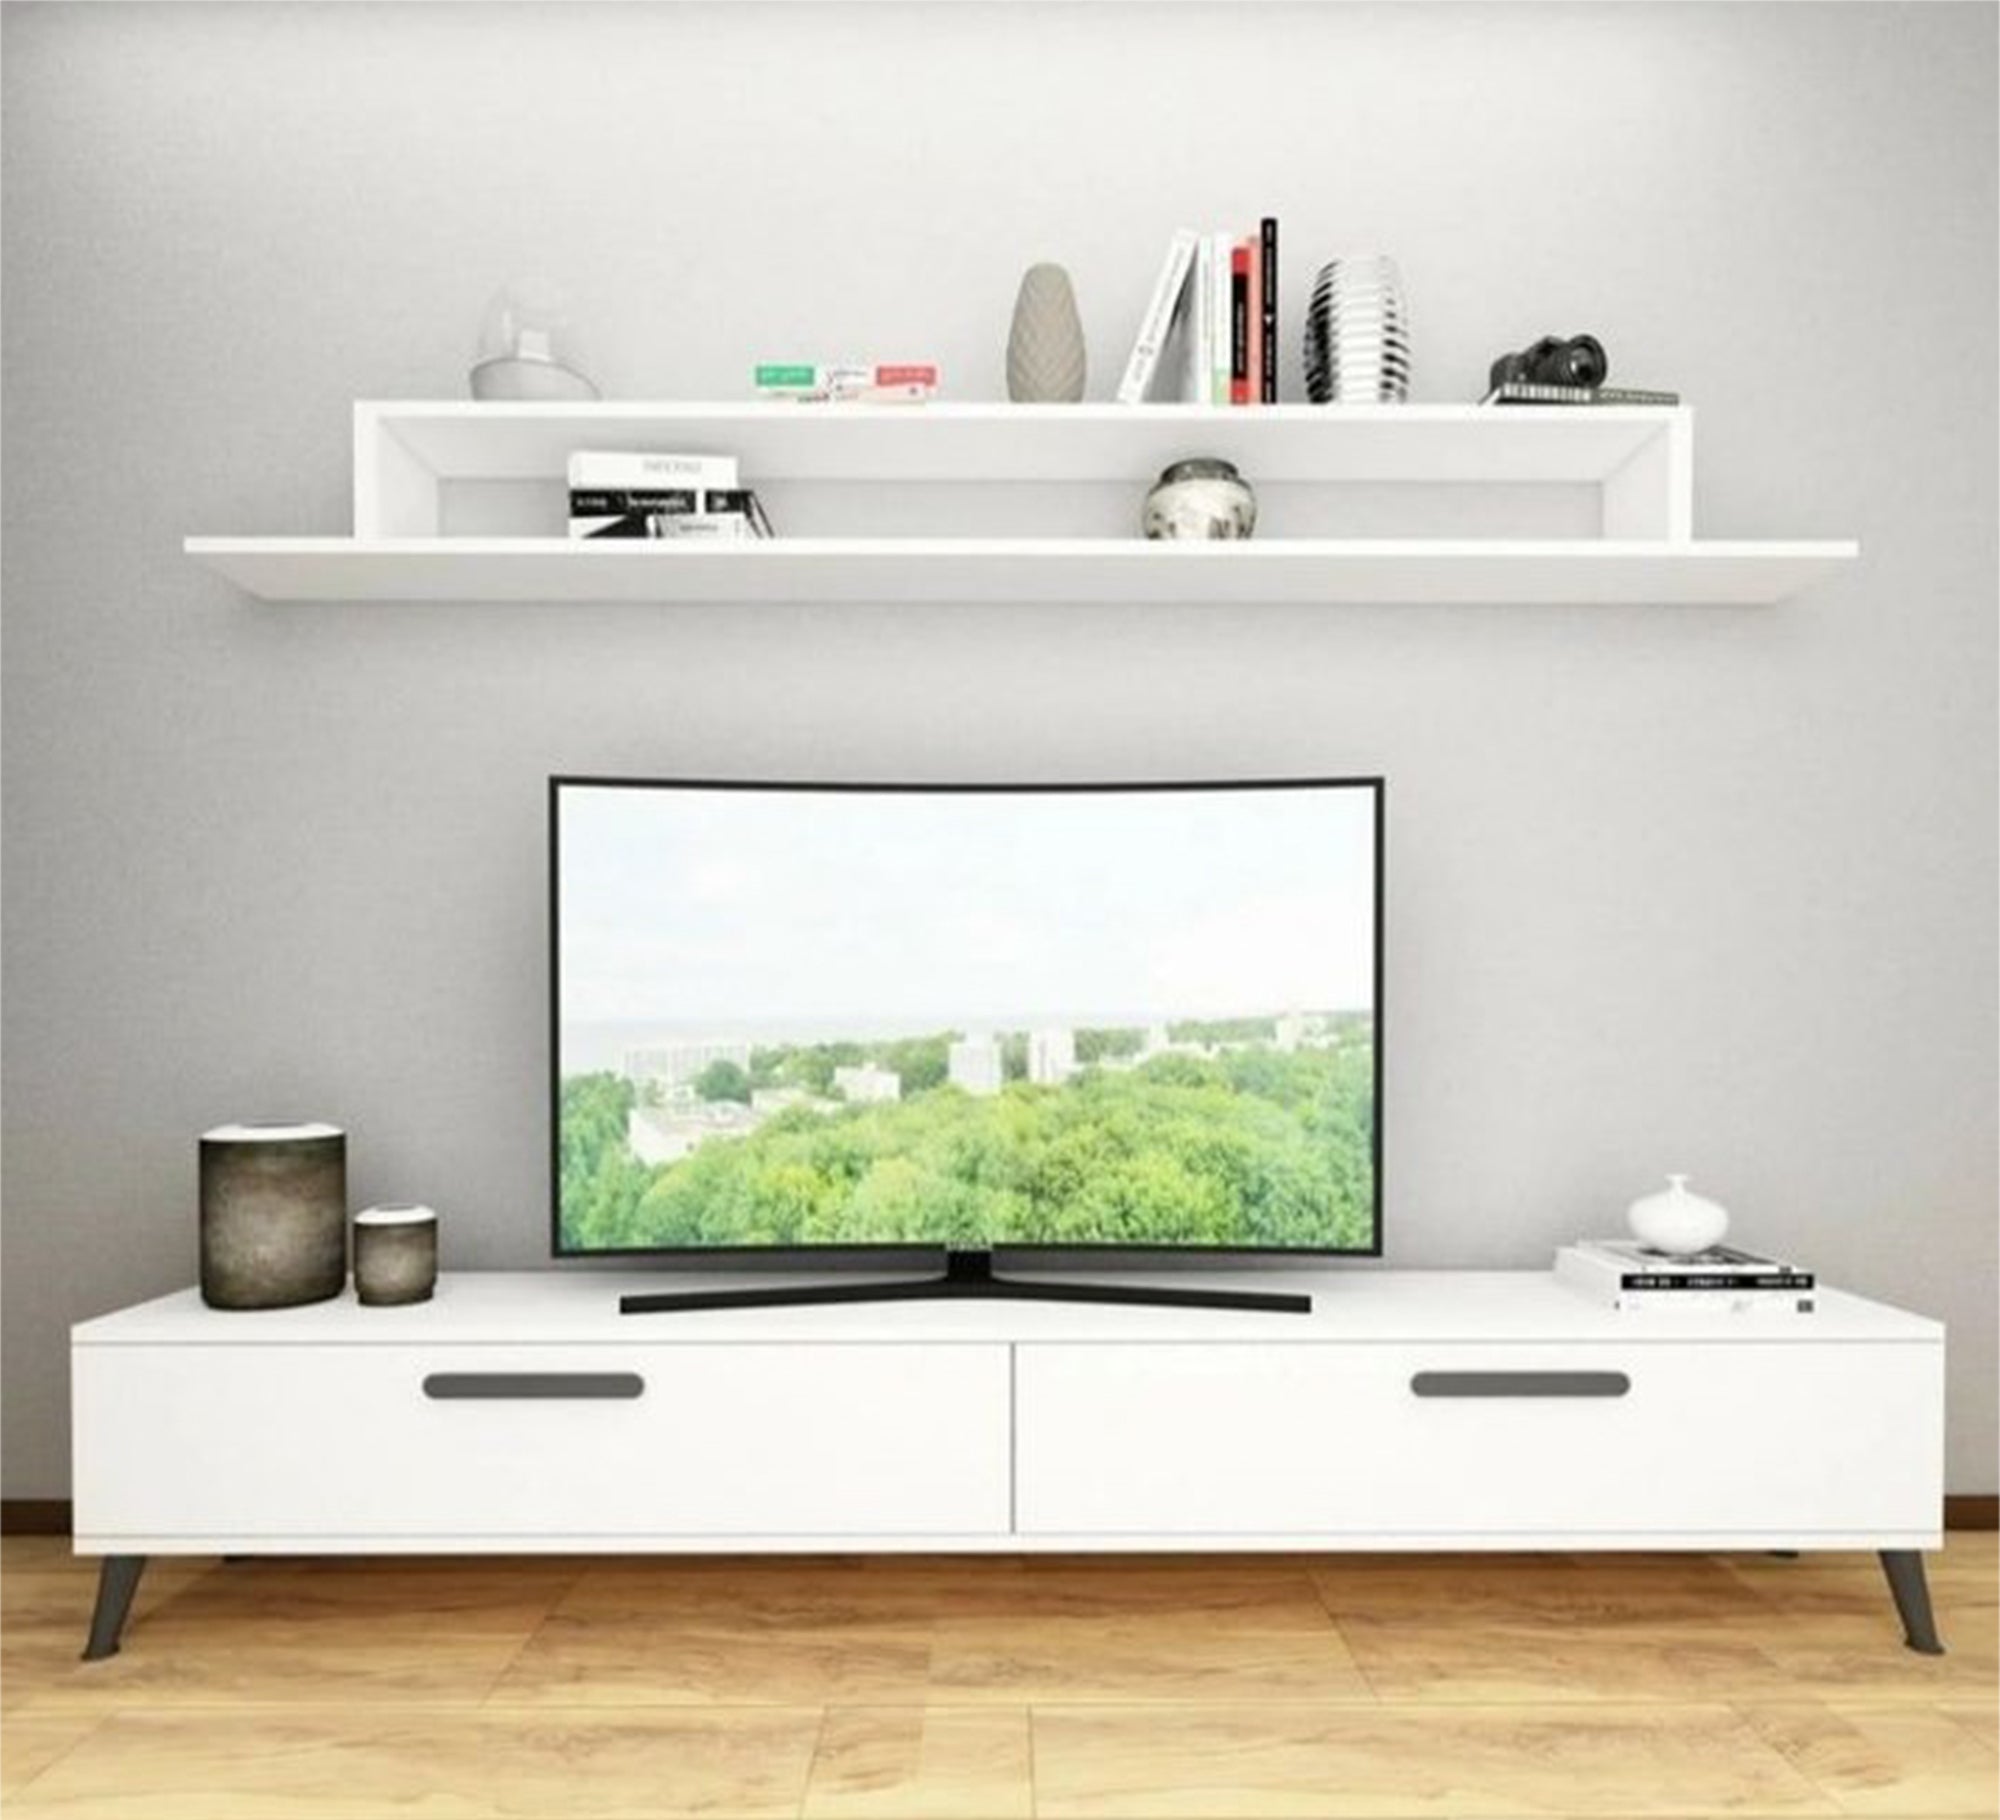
185, 401, 1857, 606
186, 535, 1852, 607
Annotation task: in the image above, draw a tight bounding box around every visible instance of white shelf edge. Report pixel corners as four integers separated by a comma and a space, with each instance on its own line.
354, 399, 1694, 423
185, 535, 1858, 608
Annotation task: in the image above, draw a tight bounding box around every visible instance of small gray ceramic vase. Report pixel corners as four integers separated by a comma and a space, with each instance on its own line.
1006, 263, 1087, 402
353, 1204, 439, 1306
1143, 460, 1258, 540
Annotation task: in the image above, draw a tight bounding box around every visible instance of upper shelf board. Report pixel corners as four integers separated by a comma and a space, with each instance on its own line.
361, 400, 1690, 487
183, 536, 1856, 607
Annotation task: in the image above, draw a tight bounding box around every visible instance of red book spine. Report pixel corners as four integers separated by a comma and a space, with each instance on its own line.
1230, 243, 1251, 405
874, 364, 939, 387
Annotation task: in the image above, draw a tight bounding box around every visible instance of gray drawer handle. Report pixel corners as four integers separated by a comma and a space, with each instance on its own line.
422, 1372, 644, 1400
1411, 1370, 1630, 1399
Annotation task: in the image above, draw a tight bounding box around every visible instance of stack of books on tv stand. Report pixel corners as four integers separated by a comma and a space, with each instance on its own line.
1556, 1240, 1816, 1313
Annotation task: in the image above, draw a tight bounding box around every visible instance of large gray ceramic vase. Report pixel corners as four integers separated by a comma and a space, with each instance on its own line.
1006, 263, 1087, 402
199, 1122, 348, 1309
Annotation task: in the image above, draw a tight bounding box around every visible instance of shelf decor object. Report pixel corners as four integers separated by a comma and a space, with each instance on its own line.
1005, 263, 1087, 403
185, 400, 1857, 606
353, 1205, 440, 1306
198, 1122, 347, 1310
469, 282, 599, 402
1627, 1174, 1731, 1255
1143, 458, 1258, 540
1304, 256, 1410, 404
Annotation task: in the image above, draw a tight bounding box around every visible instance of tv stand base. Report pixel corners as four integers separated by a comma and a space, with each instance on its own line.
617, 1249, 1312, 1316
69, 1270, 1947, 1660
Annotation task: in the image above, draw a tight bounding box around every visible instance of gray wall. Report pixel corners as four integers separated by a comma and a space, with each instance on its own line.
4, 3, 1994, 1496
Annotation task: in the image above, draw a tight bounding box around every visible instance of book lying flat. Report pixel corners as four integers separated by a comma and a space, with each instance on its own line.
757, 363, 939, 402
568, 451, 738, 490
1581, 1239, 1811, 1285
1482, 382, 1683, 407
1556, 1242, 1815, 1313
569, 482, 770, 541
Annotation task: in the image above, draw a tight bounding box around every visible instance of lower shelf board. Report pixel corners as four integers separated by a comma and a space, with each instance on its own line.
183, 535, 1858, 606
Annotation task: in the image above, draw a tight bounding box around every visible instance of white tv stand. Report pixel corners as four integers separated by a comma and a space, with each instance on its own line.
70, 1267, 1946, 1659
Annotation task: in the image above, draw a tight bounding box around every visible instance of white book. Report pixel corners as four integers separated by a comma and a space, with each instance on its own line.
1182, 237, 1207, 405
1117, 229, 1199, 405
1554, 1246, 1816, 1314
1573, 1238, 1804, 1278
1192, 233, 1208, 404
567, 450, 739, 491
648, 513, 751, 541
1211, 230, 1233, 405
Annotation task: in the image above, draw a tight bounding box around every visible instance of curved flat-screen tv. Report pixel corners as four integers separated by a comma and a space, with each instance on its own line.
551, 778, 1382, 1272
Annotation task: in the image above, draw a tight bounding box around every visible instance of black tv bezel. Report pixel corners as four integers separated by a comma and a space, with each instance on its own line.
548, 775, 1385, 1263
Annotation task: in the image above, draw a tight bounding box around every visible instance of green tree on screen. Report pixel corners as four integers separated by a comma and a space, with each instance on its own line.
694, 1060, 753, 1104
558, 1031, 1375, 1255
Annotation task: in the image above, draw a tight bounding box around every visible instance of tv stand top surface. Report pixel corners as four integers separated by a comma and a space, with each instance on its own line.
73, 1268, 1941, 1348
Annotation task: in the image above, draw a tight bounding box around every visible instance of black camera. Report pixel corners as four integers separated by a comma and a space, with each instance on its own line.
1489, 333, 1610, 392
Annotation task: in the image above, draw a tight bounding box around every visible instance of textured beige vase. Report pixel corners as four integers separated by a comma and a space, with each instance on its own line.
1006, 263, 1087, 402
199, 1123, 348, 1309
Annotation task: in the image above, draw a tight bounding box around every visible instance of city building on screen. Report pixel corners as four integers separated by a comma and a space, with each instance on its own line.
948, 1034, 1004, 1095
833, 1064, 902, 1103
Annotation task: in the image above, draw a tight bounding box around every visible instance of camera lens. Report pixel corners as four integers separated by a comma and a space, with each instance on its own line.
1550, 335, 1608, 387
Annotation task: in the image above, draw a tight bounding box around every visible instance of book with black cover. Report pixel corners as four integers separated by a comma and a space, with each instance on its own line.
570, 489, 697, 538
1556, 1242, 1816, 1312
1570, 1238, 1815, 1290
1230, 242, 1249, 405
1259, 218, 1278, 403
1482, 381, 1683, 407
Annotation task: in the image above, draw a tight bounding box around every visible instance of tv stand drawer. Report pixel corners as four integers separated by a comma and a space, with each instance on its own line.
74, 1341, 1010, 1540
1015, 1341, 1942, 1537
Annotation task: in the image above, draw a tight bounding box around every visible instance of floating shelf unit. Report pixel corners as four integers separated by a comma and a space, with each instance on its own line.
186, 402, 1856, 607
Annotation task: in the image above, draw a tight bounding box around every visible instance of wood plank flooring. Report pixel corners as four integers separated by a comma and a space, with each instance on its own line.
1, 1536, 1992, 1818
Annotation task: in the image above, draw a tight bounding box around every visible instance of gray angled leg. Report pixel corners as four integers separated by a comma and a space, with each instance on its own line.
81, 1554, 147, 1661
1879, 1549, 1944, 1655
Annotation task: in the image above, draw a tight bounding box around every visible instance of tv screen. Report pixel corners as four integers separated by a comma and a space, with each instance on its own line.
551, 779, 1381, 1258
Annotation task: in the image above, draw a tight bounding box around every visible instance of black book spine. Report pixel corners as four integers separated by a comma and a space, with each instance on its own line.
569, 488, 698, 516
1231, 253, 1248, 402
1621, 1273, 1816, 1291
1259, 217, 1278, 403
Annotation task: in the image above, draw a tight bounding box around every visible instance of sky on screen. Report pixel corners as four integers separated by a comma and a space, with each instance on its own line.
559, 785, 1376, 1031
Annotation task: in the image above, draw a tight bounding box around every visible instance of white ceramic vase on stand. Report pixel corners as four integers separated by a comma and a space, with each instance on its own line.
1626, 1175, 1730, 1256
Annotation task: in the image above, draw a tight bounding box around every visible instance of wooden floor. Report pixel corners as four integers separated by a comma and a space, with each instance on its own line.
1, 1537, 1993, 1818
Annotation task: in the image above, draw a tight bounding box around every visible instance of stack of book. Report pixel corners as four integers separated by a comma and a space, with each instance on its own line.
567, 452, 772, 541
755, 363, 939, 404
1555, 1239, 1816, 1313
1118, 221, 1278, 406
